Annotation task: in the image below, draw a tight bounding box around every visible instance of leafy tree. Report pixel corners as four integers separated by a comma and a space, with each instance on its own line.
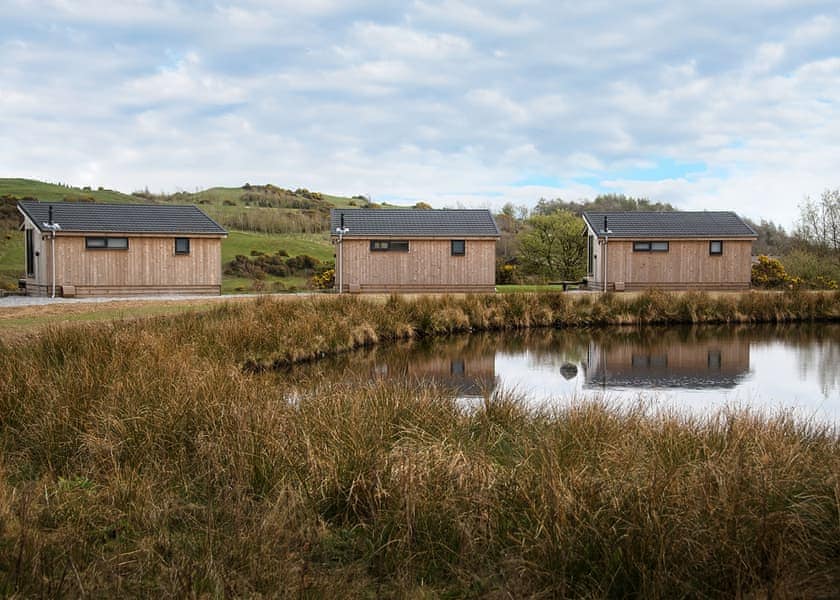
518, 211, 585, 280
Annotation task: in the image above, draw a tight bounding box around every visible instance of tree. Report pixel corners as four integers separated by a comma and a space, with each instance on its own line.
494, 202, 528, 260
518, 211, 585, 280
743, 217, 793, 256
533, 194, 674, 217
797, 189, 840, 259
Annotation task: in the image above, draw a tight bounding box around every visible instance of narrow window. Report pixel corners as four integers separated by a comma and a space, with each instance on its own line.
633, 241, 669, 252
85, 237, 129, 249
25, 229, 35, 276
709, 240, 723, 255
370, 240, 409, 252
451, 239, 465, 256
587, 235, 594, 275
175, 237, 190, 255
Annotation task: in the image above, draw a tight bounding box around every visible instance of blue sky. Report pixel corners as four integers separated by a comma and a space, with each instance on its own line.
2, 0, 839, 228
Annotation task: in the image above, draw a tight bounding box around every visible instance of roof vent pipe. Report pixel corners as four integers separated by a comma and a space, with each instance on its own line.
49, 205, 53, 225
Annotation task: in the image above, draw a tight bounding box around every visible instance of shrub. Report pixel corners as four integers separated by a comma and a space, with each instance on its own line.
783, 250, 840, 289
311, 268, 335, 289
496, 262, 518, 285
751, 255, 790, 288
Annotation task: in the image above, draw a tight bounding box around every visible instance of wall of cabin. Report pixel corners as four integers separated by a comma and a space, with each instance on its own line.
23, 226, 222, 296
586, 234, 754, 291
337, 237, 497, 292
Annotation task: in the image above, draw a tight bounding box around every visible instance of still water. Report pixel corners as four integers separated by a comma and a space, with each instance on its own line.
284, 323, 840, 423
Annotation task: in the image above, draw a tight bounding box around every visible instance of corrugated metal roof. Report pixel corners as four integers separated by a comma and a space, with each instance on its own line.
17, 201, 227, 235
330, 208, 500, 237
582, 211, 757, 239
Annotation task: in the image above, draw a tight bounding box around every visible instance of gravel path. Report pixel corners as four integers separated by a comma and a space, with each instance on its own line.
0, 293, 264, 308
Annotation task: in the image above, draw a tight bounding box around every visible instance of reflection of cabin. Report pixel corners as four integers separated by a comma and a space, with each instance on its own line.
370, 348, 496, 398
18, 201, 227, 297
582, 211, 757, 291
584, 336, 750, 388
330, 208, 500, 293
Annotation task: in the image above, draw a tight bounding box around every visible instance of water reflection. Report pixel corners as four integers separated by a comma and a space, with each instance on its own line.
279, 323, 840, 422
583, 327, 750, 389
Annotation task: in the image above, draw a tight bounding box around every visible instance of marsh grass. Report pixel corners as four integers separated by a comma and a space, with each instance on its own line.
2, 290, 840, 596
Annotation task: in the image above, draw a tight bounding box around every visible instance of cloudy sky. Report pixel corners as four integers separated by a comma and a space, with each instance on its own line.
2, 1, 838, 227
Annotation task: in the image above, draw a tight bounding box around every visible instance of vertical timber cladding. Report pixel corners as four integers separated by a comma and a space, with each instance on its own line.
605, 239, 754, 289
342, 238, 497, 291
56, 235, 222, 289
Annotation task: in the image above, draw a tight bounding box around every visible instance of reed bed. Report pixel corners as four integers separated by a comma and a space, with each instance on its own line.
1, 290, 840, 596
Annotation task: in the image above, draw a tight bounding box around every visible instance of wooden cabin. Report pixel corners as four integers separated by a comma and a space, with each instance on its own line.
17, 201, 227, 297
582, 211, 757, 291
330, 208, 500, 293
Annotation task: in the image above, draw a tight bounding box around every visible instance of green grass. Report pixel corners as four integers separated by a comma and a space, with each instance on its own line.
221, 274, 312, 294
0, 229, 23, 290
496, 284, 583, 293
222, 231, 332, 263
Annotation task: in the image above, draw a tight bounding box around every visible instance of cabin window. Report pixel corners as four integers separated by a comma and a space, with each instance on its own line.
451, 240, 465, 256
633, 241, 669, 252
370, 240, 409, 252
175, 237, 190, 255
709, 240, 723, 255
25, 229, 35, 276
587, 235, 594, 275
85, 237, 129, 250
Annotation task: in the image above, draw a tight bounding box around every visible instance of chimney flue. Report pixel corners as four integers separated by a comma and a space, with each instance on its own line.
48, 205, 53, 225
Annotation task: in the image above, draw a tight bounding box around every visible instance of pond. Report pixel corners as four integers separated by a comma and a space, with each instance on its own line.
281, 323, 840, 423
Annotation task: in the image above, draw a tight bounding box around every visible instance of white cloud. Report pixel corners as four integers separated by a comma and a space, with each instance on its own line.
1, 0, 839, 228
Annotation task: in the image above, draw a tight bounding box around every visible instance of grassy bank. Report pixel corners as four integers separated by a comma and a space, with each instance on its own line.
2, 290, 840, 596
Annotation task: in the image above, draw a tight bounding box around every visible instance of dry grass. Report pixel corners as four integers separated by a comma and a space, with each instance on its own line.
1, 290, 840, 596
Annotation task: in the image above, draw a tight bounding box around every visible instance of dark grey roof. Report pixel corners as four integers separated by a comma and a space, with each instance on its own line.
17, 201, 227, 235
582, 211, 757, 239
330, 208, 500, 237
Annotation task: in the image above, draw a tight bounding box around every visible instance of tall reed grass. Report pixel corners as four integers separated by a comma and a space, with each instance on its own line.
1, 290, 839, 596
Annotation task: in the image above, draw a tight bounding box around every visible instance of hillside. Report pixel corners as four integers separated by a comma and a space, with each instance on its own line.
0, 178, 366, 292
0, 178, 136, 204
